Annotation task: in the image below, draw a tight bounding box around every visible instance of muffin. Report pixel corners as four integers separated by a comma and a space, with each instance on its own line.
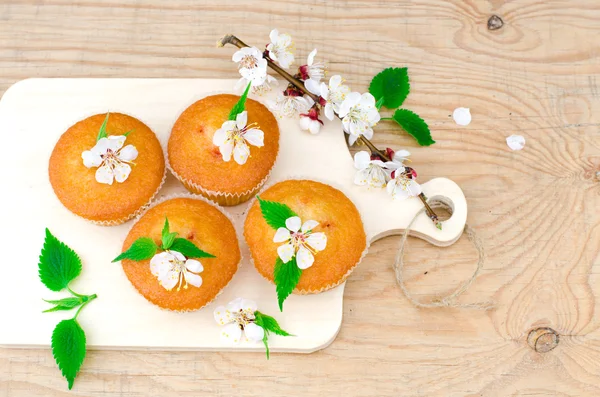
244, 179, 367, 297
49, 112, 165, 225
168, 94, 279, 206
118, 196, 241, 311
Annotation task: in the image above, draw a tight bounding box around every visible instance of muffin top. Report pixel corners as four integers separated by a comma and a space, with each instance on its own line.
244, 180, 367, 293
120, 197, 241, 311
49, 113, 165, 223
168, 94, 279, 194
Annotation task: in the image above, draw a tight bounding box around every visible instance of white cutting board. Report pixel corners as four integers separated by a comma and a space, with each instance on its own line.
0, 78, 467, 353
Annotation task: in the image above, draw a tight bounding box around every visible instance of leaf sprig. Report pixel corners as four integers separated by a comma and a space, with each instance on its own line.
95, 113, 134, 141
257, 196, 301, 311
254, 310, 292, 359
39, 229, 97, 390
228, 82, 252, 120
112, 217, 215, 262
369, 67, 435, 146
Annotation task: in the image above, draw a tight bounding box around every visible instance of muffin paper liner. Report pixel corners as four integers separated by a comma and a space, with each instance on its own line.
242, 176, 371, 295
119, 192, 244, 313
165, 89, 281, 207
51, 110, 168, 227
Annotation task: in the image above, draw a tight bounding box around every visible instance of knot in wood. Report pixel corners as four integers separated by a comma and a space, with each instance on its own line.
487, 15, 504, 30
527, 327, 559, 353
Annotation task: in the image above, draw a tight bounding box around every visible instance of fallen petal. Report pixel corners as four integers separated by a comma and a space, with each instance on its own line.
452, 107, 472, 126
506, 134, 526, 150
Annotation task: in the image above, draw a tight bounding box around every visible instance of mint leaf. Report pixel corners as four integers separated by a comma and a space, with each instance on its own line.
257, 196, 297, 230
170, 238, 215, 259
96, 113, 110, 141
161, 218, 178, 250
228, 82, 252, 120
273, 257, 302, 311
43, 297, 83, 313
392, 108, 435, 146
112, 237, 158, 262
38, 229, 82, 292
369, 67, 410, 109
51, 319, 86, 390
254, 310, 292, 359
254, 311, 291, 336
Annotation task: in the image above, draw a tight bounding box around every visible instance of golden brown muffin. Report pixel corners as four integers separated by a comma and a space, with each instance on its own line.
244, 180, 367, 293
49, 112, 165, 225
120, 197, 241, 312
168, 94, 279, 206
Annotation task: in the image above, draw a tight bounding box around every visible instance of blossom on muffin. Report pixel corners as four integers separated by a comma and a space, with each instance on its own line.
273, 216, 327, 269
235, 74, 278, 96
81, 135, 138, 185
150, 250, 204, 291
353, 151, 388, 188
266, 29, 294, 69
213, 110, 264, 165
338, 92, 381, 146
386, 167, 422, 200
232, 46, 268, 86
299, 49, 326, 96
267, 91, 313, 118
319, 75, 350, 121
214, 298, 264, 344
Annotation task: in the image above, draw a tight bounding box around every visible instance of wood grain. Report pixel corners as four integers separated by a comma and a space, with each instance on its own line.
1, 0, 600, 396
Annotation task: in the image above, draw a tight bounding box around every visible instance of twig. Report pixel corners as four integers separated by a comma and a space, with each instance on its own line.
218, 34, 442, 229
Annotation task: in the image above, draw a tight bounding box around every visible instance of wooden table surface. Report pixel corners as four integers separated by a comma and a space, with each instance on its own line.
1, 1, 600, 396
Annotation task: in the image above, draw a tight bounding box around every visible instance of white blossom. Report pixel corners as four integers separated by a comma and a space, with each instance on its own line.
319, 75, 350, 121
301, 49, 326, 95
235, 75, 278, 96
266, 29, 294, 69
150, 250, 203, 291
232, 46, 268, 86
386, 169, 422, 200
353, 151, 388, 188
266, 92, 313, 118
338, 92, 381, 145
214, 298, 264, 344
212, 111, 264, 165
82, 135, 138, 185
273, 216, 327, 269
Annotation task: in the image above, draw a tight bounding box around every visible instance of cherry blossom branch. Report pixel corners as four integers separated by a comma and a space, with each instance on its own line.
218, 34, 441, 230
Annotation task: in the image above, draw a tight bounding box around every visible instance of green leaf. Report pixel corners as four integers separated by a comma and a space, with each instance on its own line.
254, 311, 292, 336
228, 82, 252, 120
123, 129, 134, 137
112, 237, 158, 262
43, 297, 83, 313
169, 238, 215, 259
254, 310, 292, 359
38, 229, 82, 292
96, 113, 110, 141
392, 108, 435, 146
375, 96, 384, 110
51, 319, 86, 390
161, 218, 178, 250
273, 257, 302, 311
257, 196, 298, 230
369, 67, 410, 109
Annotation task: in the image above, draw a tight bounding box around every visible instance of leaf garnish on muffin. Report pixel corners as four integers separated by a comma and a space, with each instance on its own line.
214, 297, 292, 359
212, 83, 265, 165
38, 229, 98, 390
82, 112, 139, 185
112, 217, 215, 291
257, 196, 328, 310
